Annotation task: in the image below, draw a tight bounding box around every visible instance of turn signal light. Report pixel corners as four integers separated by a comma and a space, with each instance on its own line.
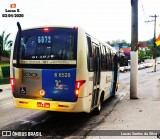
10, 78, 15, 93
75, 80, 86, 97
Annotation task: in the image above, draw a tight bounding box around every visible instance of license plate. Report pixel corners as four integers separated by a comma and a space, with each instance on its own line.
37, 102, 50, 108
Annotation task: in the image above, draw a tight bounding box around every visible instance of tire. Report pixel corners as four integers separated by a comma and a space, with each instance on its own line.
94, 95, 103, 115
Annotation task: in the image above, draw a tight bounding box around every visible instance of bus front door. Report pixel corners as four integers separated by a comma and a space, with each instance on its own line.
91, 47, 101, 108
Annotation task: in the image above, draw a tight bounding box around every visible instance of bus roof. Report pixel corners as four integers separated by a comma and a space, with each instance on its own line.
20, 25, 81, 31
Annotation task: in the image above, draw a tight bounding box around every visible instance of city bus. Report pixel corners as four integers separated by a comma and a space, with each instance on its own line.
10, 22, 118, 114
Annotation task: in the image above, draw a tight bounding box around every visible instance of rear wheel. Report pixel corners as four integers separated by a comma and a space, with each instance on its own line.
94, 95, 103, 115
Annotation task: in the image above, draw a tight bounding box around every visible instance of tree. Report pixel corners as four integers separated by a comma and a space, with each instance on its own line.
106, 39, 131, 48
138, 50, 145, 62
146, 49, 153, 58
1, 31, 13, 51
0, 31, 13, 60
110, 39, 128, 46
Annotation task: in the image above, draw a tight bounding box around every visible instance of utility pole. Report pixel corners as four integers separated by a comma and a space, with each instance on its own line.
145, 14, 159, 72
130, 0, 138, 99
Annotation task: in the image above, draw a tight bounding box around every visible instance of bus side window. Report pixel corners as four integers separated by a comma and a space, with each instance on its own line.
108, 49, 112, 71
105, 47, 109, 71
103, 45, 107, 71
111, 51, 114, 70
100, 44, 103, 70
103, 46, 108, 71
87, 36, 94, 72
87, 36, 92, 57
100, 45, 105, 71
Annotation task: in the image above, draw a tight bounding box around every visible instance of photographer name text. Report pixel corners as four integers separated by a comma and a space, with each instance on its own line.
2, 4, 24, 18
5, 9, 21, 12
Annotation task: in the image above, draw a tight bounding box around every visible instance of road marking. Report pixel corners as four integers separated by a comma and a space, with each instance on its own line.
119, 91, 128, 100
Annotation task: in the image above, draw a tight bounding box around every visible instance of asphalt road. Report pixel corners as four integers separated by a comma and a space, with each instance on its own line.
0, 91, 122, 138
0, 65, 159, 139
0, 89, 41, 128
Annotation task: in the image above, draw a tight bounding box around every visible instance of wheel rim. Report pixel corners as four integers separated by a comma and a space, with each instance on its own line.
98, 100, 101, 111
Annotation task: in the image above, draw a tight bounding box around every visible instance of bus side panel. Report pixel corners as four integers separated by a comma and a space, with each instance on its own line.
73, 28, 92, 112
100, 71, 112, 100
72, 96, 92, 113
76, 28, 90, 98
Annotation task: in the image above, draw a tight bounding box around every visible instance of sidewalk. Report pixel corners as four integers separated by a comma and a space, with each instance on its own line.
86, 69, 160, 139
0, 84, 12, 101
0, 84, 11, 90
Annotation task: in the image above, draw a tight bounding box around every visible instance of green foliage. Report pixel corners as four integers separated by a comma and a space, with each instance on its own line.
2, 50, 11, 57
1, 66, 10, 78
0, 31, 13, 60
145, 49, 153, 58
1, 31, 13, 51
0, 62, 10, 78
138, 49, 153, 62
138, 50, 145, 62
107, 39, 129, 47
111, 39, 127, 45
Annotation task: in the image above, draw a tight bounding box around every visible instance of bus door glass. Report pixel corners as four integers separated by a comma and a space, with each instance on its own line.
91, 44, 101, 108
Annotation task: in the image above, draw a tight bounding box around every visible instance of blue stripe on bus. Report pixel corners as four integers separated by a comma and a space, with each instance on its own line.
42, 68, 77, 102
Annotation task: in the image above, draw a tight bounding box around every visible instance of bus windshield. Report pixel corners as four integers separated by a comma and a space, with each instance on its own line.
14, 28, 77, 61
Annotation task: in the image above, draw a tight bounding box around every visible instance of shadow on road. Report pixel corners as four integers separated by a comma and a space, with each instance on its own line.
1, 96, 120, 138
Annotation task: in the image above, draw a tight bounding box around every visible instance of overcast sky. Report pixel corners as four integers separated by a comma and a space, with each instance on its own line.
0, 0, 160, 43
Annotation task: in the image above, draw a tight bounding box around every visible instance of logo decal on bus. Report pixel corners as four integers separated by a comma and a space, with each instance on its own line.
24, 72, 40, 80
20, 87, 26, 94
39, 89, 45, 96
54, 80, 68, 90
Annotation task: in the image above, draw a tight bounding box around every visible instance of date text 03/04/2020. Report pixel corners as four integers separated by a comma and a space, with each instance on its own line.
2, 14, 24, 17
